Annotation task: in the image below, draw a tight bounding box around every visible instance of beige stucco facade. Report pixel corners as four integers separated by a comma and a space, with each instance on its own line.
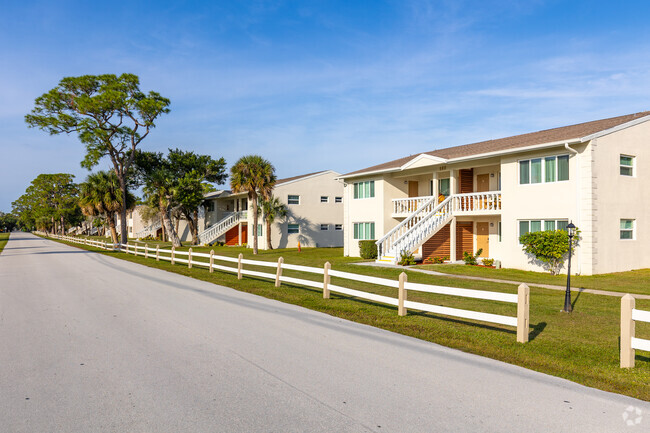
342, 118, 650, 275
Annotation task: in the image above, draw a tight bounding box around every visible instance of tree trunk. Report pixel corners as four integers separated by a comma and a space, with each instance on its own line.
251, 194, 258, 254
192, 209, 199, 245
160, 200, 182, 247
108, 214, 118, 244
60, 215, 65, 236
119, 178, 128, 245
266, 219, 273, 250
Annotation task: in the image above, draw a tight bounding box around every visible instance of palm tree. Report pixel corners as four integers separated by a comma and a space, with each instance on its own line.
230, 155, 276, 254
79, 171, 136, 243
258, 196, 287, 250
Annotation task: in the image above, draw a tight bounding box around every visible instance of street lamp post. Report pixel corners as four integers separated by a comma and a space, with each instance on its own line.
562, 222, 576, 313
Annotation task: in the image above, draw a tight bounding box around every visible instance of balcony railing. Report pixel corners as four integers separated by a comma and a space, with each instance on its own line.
392, 191, 501, 216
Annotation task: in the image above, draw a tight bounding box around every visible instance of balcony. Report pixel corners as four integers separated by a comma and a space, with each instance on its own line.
392, 191, 502, 217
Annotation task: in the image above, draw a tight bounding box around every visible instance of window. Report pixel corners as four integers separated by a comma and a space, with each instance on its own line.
205, 201, 215, 212
518, 219, 569, 242
335, 196, 342, 203
257, 224, 263, 236
620, 219, 635, 240
520, 155, 569, 184
498, 221, 502, 242
353, 181, 375, 199
439, 178, 450, 196
320, 224, 329, 231
620, 155, 635, 176
335, 224, 342, 231
353, 222, 375, 240
321, 196, 329, 203
288, 224, 299, 234
288, 195, 300, 205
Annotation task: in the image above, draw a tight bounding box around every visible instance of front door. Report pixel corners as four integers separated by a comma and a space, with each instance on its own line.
477, 174, 489, 192
476, 222, 489, 257
408, 181, 419, 197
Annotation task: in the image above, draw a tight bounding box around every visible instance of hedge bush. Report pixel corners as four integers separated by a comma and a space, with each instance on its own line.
359, 240, 378, 259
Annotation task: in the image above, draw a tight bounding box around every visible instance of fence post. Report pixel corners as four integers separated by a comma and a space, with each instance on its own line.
156, 245, 160, 261
209, 249, 214, 273
323, 262, 331, 299
237, 253, 243, 280
171, 246, 175, 265
135, 244, 138, 256
188, 248, 192, 269
145, 243, 148, 259
517, 283, 530, 343
275, 257, 283, 287
621, 294, 636, 368
398, 272, 407, 316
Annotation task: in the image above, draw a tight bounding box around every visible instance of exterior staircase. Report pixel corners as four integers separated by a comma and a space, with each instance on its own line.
198, 211, 246, 245
376, 192, 501, 264
135, 219, 162, 239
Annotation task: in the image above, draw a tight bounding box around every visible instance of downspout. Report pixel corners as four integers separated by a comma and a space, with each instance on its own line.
565, 142, 581, 274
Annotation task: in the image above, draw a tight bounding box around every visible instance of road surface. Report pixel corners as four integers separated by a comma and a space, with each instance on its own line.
1, 232, 647, 432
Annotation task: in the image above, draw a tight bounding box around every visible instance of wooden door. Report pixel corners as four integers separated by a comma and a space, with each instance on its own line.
476, 222, 489, 257
477, 174, 489, 192
408, 181, 419, 197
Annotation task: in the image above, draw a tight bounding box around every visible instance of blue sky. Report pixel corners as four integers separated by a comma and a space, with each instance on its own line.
2, 0, 650, 211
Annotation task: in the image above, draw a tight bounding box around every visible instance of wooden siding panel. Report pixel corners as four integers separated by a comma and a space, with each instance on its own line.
459, 169, 473, 193
422, 221, 474, 261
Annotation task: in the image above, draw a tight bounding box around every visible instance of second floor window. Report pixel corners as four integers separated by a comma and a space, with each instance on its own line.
520, 155, 569, 184
439, 178, 450, 197
620, 219, 635, 239
620, 155, 635, 176
321, 196, 329, 203
353, 181, 375, 199
288, 195, 300, 205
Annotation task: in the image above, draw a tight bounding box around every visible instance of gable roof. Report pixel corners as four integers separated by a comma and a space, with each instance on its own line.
276, 170, 340, 186
342, 111, 650, 178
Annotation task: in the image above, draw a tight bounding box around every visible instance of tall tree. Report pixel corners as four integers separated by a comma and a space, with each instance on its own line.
258, 196, 287, 250
230, 155, 276, 254
133, 151, 183, 247
11, 174, 80, 235
168, 149, 226, 244
25, 73, 170, 244
79, 171, 136, 243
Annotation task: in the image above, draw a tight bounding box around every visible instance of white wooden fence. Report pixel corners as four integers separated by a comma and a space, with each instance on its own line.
42, 233, 530, 342
620, 294, 650, 368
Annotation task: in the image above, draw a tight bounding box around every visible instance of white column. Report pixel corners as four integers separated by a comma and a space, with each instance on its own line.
238, 223, 242, 246
450, 169, 458, 195
450, 217, 457, 262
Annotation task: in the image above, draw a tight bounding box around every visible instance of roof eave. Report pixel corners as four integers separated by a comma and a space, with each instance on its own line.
580, 114, 650, 142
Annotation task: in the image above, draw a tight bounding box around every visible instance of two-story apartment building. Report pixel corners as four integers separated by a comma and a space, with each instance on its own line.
340, 111, 650, 275
197, 170, 344, 249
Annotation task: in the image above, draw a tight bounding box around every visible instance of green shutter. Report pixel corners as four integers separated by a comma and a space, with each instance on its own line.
544, 220, 556, 231
531, 220, 542, 232
558, 155, 569, 181
369, 181, 375, 198
519, 161, 530, 184
545, 157, 556, 182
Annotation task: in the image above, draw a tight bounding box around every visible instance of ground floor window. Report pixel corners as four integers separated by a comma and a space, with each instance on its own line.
335, 224, 342, 231
288, 223, 299, 234
353, 222, 375, 240
620, 219, 635, 239
518, 219, 568, 242
257, 224, 263, 236
320, 224, 329, 231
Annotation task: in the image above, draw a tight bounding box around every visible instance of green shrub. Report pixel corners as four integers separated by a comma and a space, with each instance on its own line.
359, 240, 378, 259
519, 229, 580, 275
398, 249, 416, 266
482, 258, 494, 267
463, 248, 483, 265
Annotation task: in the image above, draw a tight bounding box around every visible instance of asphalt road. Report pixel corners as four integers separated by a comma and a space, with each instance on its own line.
1, 232, 647, 432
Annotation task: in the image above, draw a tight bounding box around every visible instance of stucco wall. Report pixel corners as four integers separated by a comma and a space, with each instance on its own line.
592, 121, 650, 273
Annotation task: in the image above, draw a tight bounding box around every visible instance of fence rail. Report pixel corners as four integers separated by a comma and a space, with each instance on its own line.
39, 232, 530, 342
621, 294, 650, 368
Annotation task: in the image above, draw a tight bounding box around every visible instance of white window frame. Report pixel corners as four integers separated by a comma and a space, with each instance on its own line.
288, 195, 300, 205
320, 196, 329, 203
335, 224, 343, 231
620, 219, 635, 240
287, 223, 299, 234
353, 222, 375, 240
518, 219, 569, 243
620, 155, 635, 177
335, 196, 342, 203
519, 154, 569, 185
320, 224, 329, 231
353, 181, 375, 199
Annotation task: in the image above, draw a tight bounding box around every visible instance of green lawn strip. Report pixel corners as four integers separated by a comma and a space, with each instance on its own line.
419, 264, 650, 296
0, 233, 9, 254
45, 235, 650, 401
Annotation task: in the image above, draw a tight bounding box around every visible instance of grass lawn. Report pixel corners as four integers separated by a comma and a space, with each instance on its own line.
0, 232, 9, 254
419, 264, 650, 296
46, 234, 650, 401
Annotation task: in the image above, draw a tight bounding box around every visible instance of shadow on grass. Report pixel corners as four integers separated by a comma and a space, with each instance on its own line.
571, 290, 582, 310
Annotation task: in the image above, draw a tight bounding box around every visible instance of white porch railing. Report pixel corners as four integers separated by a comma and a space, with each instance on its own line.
392, 196, 436, 215
198, 211, 246, 245
378, 191, 502, 262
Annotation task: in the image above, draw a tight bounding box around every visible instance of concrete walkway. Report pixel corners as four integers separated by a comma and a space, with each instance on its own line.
354, 261, 650, 300
2, 232, 648, 432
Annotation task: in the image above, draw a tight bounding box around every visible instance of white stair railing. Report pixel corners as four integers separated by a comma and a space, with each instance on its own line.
135, 219, 162, 239
198, 211, 245, 245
